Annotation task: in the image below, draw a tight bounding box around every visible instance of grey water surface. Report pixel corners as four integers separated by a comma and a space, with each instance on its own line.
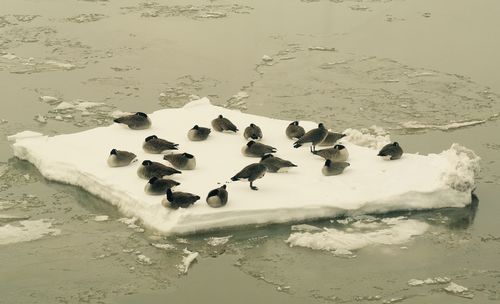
0, 0, 499, 303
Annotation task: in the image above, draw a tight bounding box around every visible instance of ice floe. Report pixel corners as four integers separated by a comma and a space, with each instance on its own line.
286, 217, 429, 254
177, 249, 199, 274
8, 98, 480, 234
206, 235, 232, 246
0, 219, 60, 245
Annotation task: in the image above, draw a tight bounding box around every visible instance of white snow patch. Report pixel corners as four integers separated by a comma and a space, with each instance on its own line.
8, 98, 480, 235
343, 126, 391, 150
286, 218, 428, 253
177, 248, 199, 274
0, 219, 61, 245
206, 235, 232, 246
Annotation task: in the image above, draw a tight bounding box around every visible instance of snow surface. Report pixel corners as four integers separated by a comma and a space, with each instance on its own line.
8, 98, 480, 235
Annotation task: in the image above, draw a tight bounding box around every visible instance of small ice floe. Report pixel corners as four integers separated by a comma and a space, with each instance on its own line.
151, 243, 176, 250
53, 100, 104, 112
39, 96, 58, 103
382, 297, 405, 304
406, 71, 435, 77
262, 55, 273, 62
35, 115, 47, 123
286, 218, 428, 255
0, 219, 61, 245
0, 214, 30, 221
206, 235, 232, 246
291, 224, 323, 232
444, 282, 474, 298
197, 12, 227, 19
117, 217, 144, 232
94, 215, 109, 222
399, 120, 487, 132
109, 110, 132, 119
308, 46, 336, 52
408, 277, 450, 286
176, 238, 190, 244
232, 91, 249, 101
350, 5, 369, 11
177, 249, 199, 274
136, 254, 153, 265
54, 102, 74, 111
1, 53, 17, 60
45, 60, 75, 70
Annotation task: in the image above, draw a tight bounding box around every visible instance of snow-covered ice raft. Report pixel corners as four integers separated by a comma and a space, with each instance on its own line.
8, 98, 480, 234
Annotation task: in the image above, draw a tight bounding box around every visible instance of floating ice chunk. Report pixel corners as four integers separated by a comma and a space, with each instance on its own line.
407, 279, 425, 286
54, 102, 74, 111
39, 96, 58, 103
2, 53, 18, 60
444, 282, 472, 298
45, 60, 75, 70
206, 235, 232, 246
0, 214, 30, 220
8, 98, 480, 234
7, 130, 43, 142
262, 55, 273, 62
286, 218, 428, 253
408, 277, 450, 286
94, 215, 109, 222
74, 101, 104, 111
53, 100, 103, 111
0, 219, 61, 245
399, 120, 487, 131
151, 243, 176, 250
35, 115, 47, 123
291, 224, 323, 232
177, 249, 199, 274
136, 254, 152, 265
308, 46, 336, 52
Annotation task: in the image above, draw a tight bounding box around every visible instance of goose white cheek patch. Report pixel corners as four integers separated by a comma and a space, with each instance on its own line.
8, 98, 480, 235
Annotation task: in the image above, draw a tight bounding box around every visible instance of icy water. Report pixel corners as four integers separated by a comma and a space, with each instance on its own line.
1, 0, 499, 303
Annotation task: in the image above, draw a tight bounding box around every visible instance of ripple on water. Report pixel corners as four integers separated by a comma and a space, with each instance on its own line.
242, 50, 500, 131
